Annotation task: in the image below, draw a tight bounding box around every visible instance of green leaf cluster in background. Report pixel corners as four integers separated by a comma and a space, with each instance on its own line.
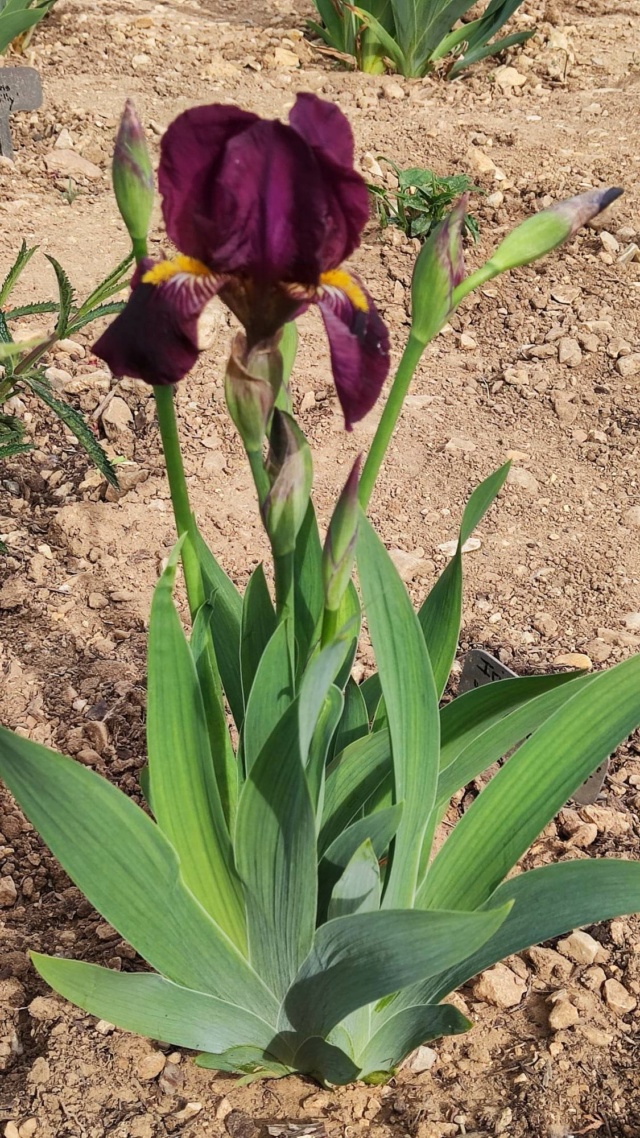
309, 0, 534, 78
368, 160, 481, 242
2, 462, 640, 1085
0, 241, 133, 485
0, 0, 57, 53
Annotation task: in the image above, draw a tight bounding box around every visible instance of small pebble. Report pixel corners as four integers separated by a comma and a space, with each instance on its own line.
556, 930, 600, 966
137, 1051, 166, 1081
553, 652, 592, 671
603, 978, 637, 1016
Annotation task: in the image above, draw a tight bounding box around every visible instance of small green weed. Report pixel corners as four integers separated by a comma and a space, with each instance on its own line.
0, 241, 133, 490
368, 160, 481, 242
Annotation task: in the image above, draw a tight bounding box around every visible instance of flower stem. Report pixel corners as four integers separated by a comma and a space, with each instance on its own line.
320, 606, 339, 648
247, 448, 270, 506
358, 331, 425, 510
274, 550, 295, 663
153, 384, 204, 620
132, 236, 148, 263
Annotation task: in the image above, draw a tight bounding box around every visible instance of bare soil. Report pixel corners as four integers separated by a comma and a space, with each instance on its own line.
1, 0, 640, 1134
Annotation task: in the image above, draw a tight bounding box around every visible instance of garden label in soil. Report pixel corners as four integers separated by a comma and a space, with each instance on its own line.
458, 648, 608, 805
0, 67, 42, 159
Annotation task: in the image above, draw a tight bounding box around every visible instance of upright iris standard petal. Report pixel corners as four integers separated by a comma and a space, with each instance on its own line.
94, 257, 224, 386
158, 105, 260, 266
315, 272, 390, 430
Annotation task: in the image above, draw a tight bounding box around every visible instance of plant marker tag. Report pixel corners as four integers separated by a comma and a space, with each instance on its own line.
458, 648, 608, 805
0, 67, 42, 160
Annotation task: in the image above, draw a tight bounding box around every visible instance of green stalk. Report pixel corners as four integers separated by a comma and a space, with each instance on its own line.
247, 448, 270, 506
320, 606, 339, 649
358, 331, 425, 509
129, 234, 204, 621
451, 262, 496, 306
274, 551, 295, 664
153, 385, 204, 620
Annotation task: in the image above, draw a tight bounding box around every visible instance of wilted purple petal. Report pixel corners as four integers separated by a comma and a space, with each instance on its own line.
93, 258, 224, 386
316, 272, 390, 430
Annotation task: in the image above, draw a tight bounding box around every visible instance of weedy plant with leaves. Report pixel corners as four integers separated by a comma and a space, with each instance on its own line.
0, 0, 57, 53
0, 242, 132, 485
309, 0, 534, 78
0, 98, 638, 1087
368, 160, 480, 242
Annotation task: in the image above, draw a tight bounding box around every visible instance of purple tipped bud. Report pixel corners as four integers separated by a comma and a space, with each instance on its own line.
112, 99, 154, 244
225, 334, 280, 453
411, 196, 467, 347
322, 456, 361, 613
486, 187, 623, 274
262, 410, 313, 556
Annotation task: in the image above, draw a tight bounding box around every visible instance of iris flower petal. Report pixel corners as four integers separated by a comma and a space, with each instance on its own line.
289, 92, 355, 169
211, 119, 332, 284
315, 271, 390, 430
94, 257, 224, 386
159, 105, 260, 266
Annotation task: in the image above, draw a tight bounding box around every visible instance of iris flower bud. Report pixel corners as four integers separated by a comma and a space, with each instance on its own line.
410, 197, 466, 347
225, 335, 280, 454
112, 100, 154, 247
322, 457, 360, 613
482, 187, 622, 275
262, 411, 313, 556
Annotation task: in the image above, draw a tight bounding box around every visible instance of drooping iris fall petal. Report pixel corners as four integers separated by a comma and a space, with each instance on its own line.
93, 257, 224, 386
316, 272, 390, 430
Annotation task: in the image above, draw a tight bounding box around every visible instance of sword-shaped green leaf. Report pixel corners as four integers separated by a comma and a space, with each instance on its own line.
358, 1002, 470, 1077
328, 839, 381, 920
283, 903, 510, 1036
193, 526, 243, 728
0, 728, 278, 1019
235, 702, 316, 999
411, 859, 640, 1008
240, 563, 277, 703
422, 656, 640, 911
418, 462, 510, 697
357, 513, 438, 907
147, 554, 246, 948
243, 620, 294, 773
319, 730, 391, 855
191, 603, 239, 831
32, 954, 278, 1054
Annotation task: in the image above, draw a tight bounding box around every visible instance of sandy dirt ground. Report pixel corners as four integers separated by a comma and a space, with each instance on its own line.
1, 0, 640, 1133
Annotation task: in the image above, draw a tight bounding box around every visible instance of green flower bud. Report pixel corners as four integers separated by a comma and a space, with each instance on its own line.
485, 187, 622, 274
411, 196, 466, 347
112, 100, 154, 245
225, 334, 280, 453
322, 456, 360, 613
262, 410, 313, 556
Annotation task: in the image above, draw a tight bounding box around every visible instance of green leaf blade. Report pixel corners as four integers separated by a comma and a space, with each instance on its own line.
357, 513, 439, 907
235, 702, 317, 1000
422, 656, 640, 912
0, 728, 277, 1018
283, 903, 510, 1037
147, 555, 246, 948
32, 955, 278, 1054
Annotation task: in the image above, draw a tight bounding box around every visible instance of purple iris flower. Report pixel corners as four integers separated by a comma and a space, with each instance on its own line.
93, 94, 390, 430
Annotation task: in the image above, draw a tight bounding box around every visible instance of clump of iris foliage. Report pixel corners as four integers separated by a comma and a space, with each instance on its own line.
0, 96, 637, 1088
308, 0, 534, 78
0, 0, 57, 53
367, 160, 481, 242
0, 245, 131, 490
